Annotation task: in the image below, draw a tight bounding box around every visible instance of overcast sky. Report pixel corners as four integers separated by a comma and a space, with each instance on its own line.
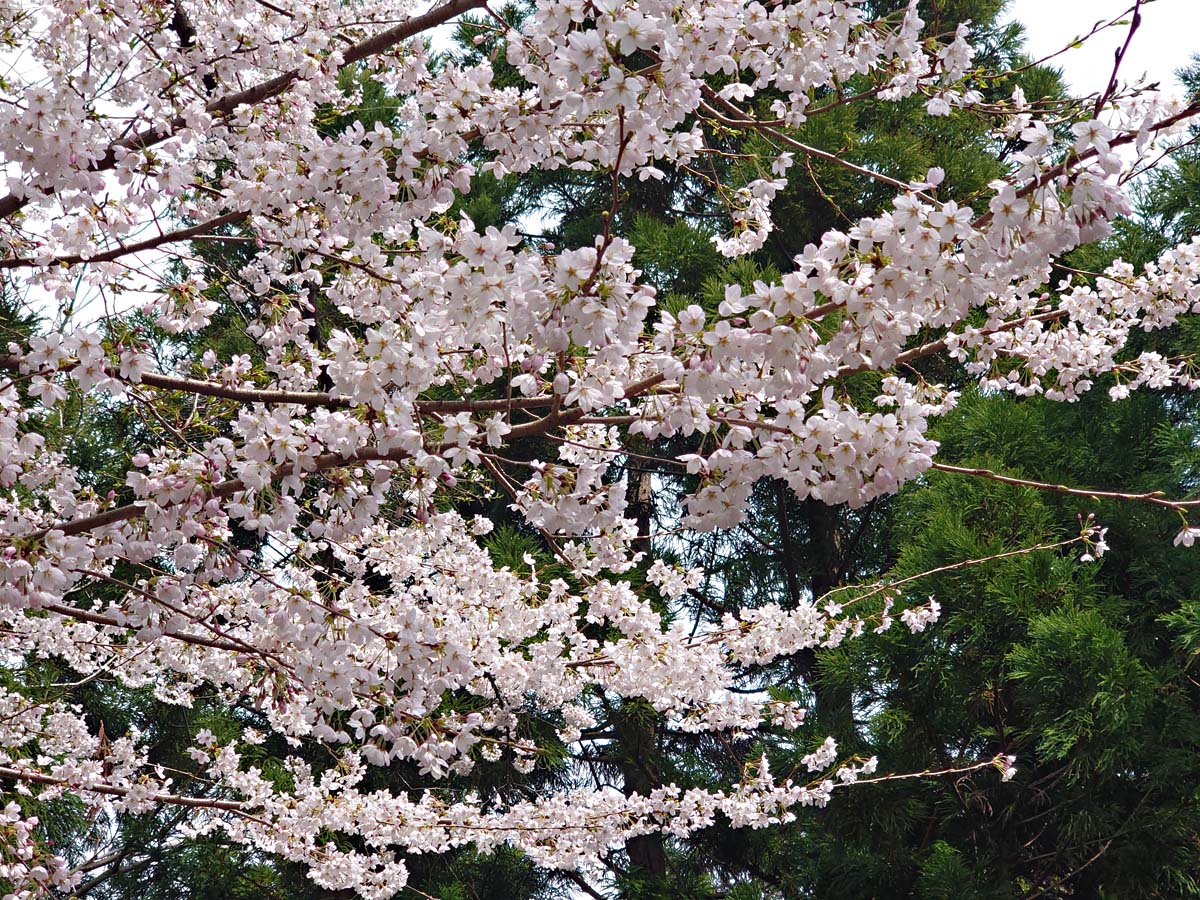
1006, 0, 1198, 94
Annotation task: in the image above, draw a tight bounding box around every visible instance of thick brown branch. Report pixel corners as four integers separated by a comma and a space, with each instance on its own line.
0, 765, 246, 811
40, 601, 254, 655
0, 354, 563, 412
0, 211, 247, 270
132, 371, 568, 413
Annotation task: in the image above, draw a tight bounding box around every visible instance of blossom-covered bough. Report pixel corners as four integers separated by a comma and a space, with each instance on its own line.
1, 0, 1199, 895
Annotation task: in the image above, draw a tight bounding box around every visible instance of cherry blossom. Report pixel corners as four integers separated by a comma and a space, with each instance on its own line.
0, 0, 1199, 894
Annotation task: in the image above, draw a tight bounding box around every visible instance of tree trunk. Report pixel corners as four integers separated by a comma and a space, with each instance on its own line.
785, 495, 854, 733
618, 462, 669, 882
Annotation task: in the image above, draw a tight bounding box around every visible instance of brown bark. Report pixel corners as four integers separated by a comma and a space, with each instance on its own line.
775, 495, 854, 731
617, 459, 669, 881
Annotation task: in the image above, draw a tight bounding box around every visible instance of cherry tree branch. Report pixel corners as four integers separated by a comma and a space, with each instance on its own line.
932, 462, 1200, 510
27, 372, 667, 539
837, 308, 1069, 378
817, 534, 1088, 611
40, 601, 254, 655
1094, 0, 1143, 119
0, 211, 248, 269
0, 765, 246, 812
0, 0, 486, 220
0, 354, 562, 412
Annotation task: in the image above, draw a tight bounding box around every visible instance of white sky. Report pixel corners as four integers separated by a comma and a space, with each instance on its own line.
1006, 0, 1199, 94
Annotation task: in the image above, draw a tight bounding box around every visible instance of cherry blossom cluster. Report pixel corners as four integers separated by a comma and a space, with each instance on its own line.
170, 745, 848, 897
0, 802, 80, 899
2, 0, 1200, 894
